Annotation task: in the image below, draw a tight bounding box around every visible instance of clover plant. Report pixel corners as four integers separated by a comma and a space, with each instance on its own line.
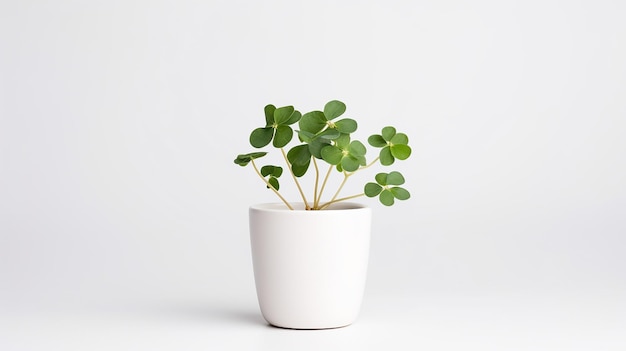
234, 100, 411, 210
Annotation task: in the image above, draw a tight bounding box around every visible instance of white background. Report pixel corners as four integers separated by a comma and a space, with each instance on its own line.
1, 0, 625, 349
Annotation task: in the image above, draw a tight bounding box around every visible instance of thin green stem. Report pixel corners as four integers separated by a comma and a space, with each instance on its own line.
312, 157, 320, 208
251, 159, 294, 210
281, 148, 310, 209
319, 193, 366, 210
363, 156, 380, 170
346, 156, 380, 176
317, 164, 334, 209
329, 171, 351, 204
343, 156, 381, 178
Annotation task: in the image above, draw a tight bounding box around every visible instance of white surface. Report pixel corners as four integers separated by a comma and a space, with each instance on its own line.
1, 0, 625, 349
1, 292, 625, 350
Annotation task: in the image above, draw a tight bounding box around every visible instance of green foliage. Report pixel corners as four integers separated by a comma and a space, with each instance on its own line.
300, 111, 327, 134
234, 100, 413, 210
261, 165, 283, 190
287, 144, 312, 177
261, 165, 283, 177
368, 126, 412, 166
364, 171, 411, 206
234, 152, 267, 166
250, 104, 301, 148
323, 100, 346, 120
320, 134, 366, 172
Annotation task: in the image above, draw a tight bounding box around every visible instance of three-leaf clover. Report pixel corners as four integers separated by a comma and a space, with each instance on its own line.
368, 126, 411, 166
250, 105, 302, 148
299, 100, 358, 137
261, 165, 283, 190
364, 171, 410, 206
320, 134, 367, 172
287, 100, 360, 177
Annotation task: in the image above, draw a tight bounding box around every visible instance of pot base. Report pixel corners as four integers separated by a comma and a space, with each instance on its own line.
267, 321, 354, 330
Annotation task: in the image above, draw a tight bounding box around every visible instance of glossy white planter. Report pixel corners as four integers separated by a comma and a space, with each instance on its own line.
249, 202, 371, 329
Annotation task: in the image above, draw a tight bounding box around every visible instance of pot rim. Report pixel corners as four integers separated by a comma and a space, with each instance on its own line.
250, 202, 369, 212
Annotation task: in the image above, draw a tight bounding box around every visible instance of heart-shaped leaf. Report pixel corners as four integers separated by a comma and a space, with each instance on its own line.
297, 130, 315, 143
261, 165, 283, 177
285, 110, 302, 125
287, 144, 312, 166
334, 118, 357, 134
386, 171, 405, 185
364, 183, 383, 197
380, 146, 394, 166
382, 126, 396, 141
234, 152, 267, 166
291, 161, 310, 177
321, 145, 343, 165
349, 140, 366, 157
318, 128, 341, 140
368, 134, 387, 147
273, 125, 293, 148
390, 144, 411, 160
380, 189, 395, 206
341, 155, 361, 172
324, 100, 346, 120
274, 106, 295, 125
391, 133, 408, 145
267, 176, 280, 190
375, 172, 387, 185
390, 187, 410, 200
264, 104, 276, 126
250, 127, 273, 148
300, 111, 327, 134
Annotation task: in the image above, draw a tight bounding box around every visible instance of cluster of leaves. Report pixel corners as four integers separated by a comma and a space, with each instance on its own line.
364, 171, 410, 206
235, 100, 412, 209
368, 127, 411, 165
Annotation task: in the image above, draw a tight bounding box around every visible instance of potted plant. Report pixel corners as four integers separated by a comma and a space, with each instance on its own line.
235, 100, 411, 329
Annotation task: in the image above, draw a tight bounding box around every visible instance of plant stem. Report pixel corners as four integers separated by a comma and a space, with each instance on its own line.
281, 148, 310, 209
329, 171, 351, 204
360, 156, 380, 171
319, 193, 366, 210
312, 157, 320, 208
250, 159, 294, 210
317, 164, 334, 209
343, 156, 381, 177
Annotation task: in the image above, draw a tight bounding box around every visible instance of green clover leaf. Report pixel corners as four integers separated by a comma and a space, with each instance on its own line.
323, 100, 346, 120
234, 152, 267, 166
287, 144, 312, 177
364, 171, 410, 206
367, 126, 412, 166
261, 165, 283, 190
299, 100, 356, 137
299, 110, 327, 135
296, 128, 340, 160
250, 105, 302, 148
296, 100, 359, 167
320, 134, 367, 172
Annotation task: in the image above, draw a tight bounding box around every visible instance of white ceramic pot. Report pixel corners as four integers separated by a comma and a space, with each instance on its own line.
249, 202, 372, 329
